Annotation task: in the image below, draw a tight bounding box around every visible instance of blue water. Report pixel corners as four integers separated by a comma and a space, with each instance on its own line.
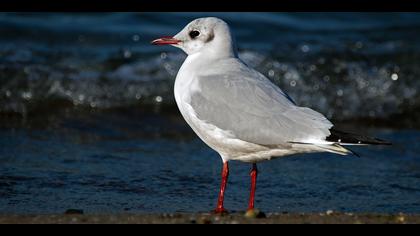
0, 13, 420, 214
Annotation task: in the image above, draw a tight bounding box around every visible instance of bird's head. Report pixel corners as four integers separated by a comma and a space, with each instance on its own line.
152, 17, 238, 58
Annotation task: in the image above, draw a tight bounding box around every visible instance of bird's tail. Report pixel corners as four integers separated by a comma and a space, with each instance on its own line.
315, 143, 358, 156
289, 128, 391, 157
290, 142, 358, 157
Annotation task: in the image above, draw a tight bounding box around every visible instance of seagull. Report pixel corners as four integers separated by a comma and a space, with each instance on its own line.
152, 17, 391, 215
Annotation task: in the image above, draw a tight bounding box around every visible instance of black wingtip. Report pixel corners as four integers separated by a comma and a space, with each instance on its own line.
326, 128, 392, 146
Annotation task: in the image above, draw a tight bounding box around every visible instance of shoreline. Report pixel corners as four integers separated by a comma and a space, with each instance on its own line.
0, 212, 419, 224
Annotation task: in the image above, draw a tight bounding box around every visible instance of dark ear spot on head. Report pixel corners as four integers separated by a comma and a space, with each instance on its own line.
205, 31, 215, 43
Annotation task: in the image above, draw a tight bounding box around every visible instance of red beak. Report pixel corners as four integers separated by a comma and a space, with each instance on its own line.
151, 36, 181, 45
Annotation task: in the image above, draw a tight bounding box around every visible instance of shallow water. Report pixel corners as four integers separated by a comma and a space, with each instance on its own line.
0, 110, 419, 214
0, 13, 420, 214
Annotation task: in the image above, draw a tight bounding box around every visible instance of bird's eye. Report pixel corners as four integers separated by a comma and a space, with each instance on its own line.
189, 30, 200, 39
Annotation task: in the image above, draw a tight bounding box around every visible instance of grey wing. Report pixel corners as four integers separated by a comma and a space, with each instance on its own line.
189, 65, 333, 145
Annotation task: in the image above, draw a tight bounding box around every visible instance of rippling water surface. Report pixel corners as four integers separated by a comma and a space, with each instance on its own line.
0, 13, 419, 214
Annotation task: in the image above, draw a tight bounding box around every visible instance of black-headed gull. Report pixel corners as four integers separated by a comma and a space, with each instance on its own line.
152, 17, 391, 215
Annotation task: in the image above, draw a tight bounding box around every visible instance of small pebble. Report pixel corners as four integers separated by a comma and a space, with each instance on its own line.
326, 210, 334, 216
198, 217, 212, 224
245, 209, 266, 219
396, 215, 405, 223
189, 219, 197, 224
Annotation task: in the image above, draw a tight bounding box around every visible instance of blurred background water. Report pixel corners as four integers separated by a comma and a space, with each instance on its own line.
0, 12, 419, 214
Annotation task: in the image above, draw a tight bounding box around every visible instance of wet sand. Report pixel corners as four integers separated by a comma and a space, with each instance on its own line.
0, 212, 419, 224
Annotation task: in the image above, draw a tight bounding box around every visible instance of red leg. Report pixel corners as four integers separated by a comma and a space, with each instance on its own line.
248, 163, 258, 211
214, 161, 229, 214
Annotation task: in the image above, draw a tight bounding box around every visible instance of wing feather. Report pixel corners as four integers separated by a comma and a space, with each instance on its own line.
188, 58, 333, 145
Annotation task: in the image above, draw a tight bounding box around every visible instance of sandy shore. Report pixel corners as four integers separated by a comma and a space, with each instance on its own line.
0, 212, 419, 224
